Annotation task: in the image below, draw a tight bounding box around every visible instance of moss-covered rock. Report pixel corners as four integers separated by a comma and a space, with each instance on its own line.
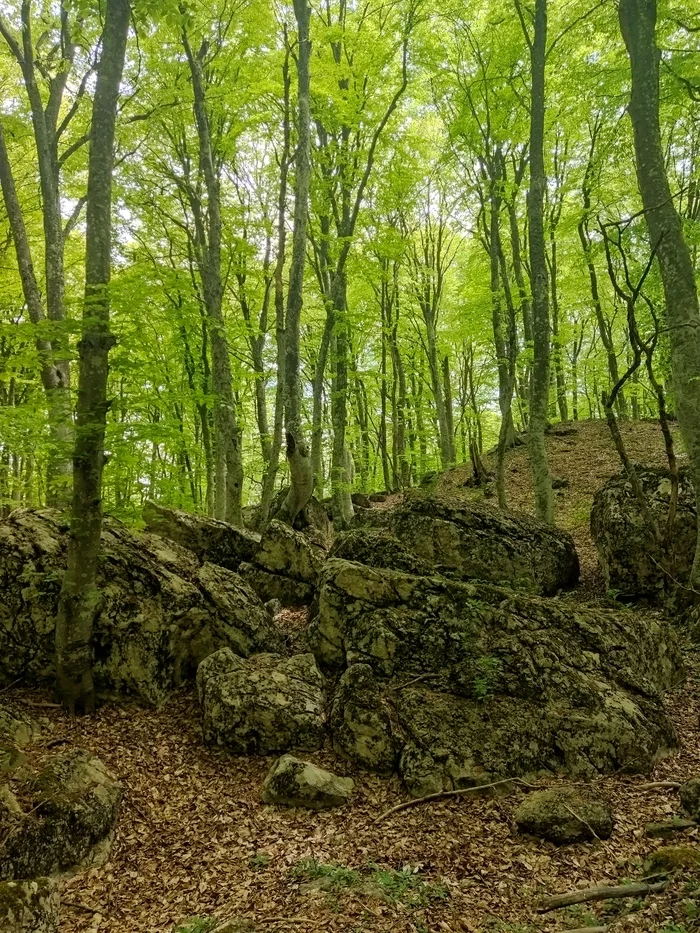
0, 749, 122, 881
330, 529, 433, 576
197, 649, 326, 755
680, 778, 700, 821
352, 491, 579, 595
591, 467, 696, 601
238, 562, 315, 608
645, 844, 700, 874
0, 509, 281, 705
261, 755, 353, 810
515, 786, 614, 843
0, 877, 59, 933
315, 558, 681, 794
330, 665, 396, 773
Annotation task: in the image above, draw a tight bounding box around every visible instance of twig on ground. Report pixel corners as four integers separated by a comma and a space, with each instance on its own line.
385, 673, 441, 693
636, 780, 682, 790
539, 879, 669, 912
375, 778, 538, 823
562, 802, 602, 841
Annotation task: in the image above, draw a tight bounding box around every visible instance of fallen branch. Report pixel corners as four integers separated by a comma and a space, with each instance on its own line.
636, 781, 682, 790
564, 928, 607, 933
385, 673, 441, 693
375, 778, 538, 823
539, 879, 668, 913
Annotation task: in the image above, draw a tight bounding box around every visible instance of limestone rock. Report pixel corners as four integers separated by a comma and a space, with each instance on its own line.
256, 521, 325, 585
269, 489, 333, 550
0, 749, 121, 880
591, 467, 696, 601
330, 529, 433, 577
680, 778, 700, 821
330, 665, 396, 773
261, 755, 353, 810
352, 492, 579, 595
143, 500, 260, 570
0, 707, 44, 748
238, 562, 315, 608
197, 649, 325, 755
515, 786, 614, 843
0, 509, 281, 705
0, 878, 59, 933
312, 558, 680, 793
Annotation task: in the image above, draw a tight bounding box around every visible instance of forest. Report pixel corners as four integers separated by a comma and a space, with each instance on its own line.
0, 0, 700, 931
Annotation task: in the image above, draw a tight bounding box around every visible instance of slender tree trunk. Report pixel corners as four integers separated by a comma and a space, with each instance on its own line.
522, 0, 554, 523
55, 0, 130, 714
619, 0, 700, 585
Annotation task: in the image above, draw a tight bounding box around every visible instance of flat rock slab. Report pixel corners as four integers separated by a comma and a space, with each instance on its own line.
352, 492, 579, 595
0, 878, 59, 933
197, 649, 326, 755
314, 558, 681, 795
0, 509, 281, 705
262, 755, 353, 810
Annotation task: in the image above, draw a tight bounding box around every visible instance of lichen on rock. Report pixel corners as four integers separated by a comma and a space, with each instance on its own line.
261, 755, 353, 810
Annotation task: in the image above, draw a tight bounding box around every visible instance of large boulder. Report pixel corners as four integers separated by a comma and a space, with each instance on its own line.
197, 649, 326, 755
591, 467, 696, 601
143, 500, 260, 570
330, 665, 397, 773
352, 492, 579, 595
0, 509, 281, 705
261, 755, 353, 810
269, 489, 333, 550
238, 519, 325, 607
313, 559, 681, 795
515, 786, 614, 844
0, 749, 121, 880
0, 878, 59, 933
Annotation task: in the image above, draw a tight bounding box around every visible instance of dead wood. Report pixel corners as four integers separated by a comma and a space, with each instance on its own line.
539, 879, 669, 912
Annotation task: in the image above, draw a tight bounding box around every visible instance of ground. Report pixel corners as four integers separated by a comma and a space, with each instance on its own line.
7, 419, 699, 933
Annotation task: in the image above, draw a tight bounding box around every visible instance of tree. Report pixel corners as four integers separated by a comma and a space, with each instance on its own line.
55, 0, 131, 714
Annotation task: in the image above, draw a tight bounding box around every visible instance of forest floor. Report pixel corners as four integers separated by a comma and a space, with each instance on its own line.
10, 418, 699, 933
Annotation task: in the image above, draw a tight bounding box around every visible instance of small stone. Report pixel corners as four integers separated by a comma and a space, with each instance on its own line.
515, 786, 614, 844
261, 755, 353, 810
645, 845, 700, 874
680, 778, 700, 820
0, 877, 59, 932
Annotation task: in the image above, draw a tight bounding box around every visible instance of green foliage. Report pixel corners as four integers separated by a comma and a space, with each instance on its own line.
247, 852, 271, 871
473, 656, 503, 700
172, 918, 217, 933
291, 859, 449, 907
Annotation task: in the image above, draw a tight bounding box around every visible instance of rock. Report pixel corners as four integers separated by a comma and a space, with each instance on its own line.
330, 529, 433, 577
238, 562, 315, 608
330, 665, 396, 773
353, 492, 579, 595
645, 845, 700, 874
261, 755, 353, 810
0, 877, 59, 933
0, 749, 122, 880
239, 520, 326, 607
515, 786, 614, 843
269, 489, 333, 550
591, 467, 696, 601
197, 649, 325, 755
312, 558, 680, 794
680, 778, 700, 820
0, 509, 281, 705
0, 707, 44, 748
143, 500, 260, 570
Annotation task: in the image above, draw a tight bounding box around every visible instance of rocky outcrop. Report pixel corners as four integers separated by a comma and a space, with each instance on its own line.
515, 786, 614, 843
352, 492, 579, 595
330, 665, 396, 773
197, 649, 325, 755
143, 500, 260, 570
238, 520, 325, 607
270, 489, 333, 550
591, 467, 696, 601
0, 509, 281, 705
313, 558, 681, 795
330, 529, 433, 577
0, 750, 121, 880
0, 878, 59, 933
261, 755, 353, 810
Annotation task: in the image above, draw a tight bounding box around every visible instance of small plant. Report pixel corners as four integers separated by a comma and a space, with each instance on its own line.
173, 918, 217, 933
473, 656, 502, 700
292, 858, 361, 891
658, 924, 689, 933
367, 865, 449, 906
248, 852, 270, 871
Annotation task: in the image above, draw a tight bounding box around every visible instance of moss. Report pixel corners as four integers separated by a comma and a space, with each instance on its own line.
646, 846, 700, 874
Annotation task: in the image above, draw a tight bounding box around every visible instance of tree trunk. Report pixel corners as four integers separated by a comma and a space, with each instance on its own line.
523, 0, 554, 523
55, 0, 130, 714
619, 0, 700, 585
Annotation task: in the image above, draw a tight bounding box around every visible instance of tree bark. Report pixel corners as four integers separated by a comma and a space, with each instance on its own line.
619, 0, 700, 585
55, 0, 130, 714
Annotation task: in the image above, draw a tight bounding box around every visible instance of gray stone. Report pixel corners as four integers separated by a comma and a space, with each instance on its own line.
238, 562, 315, 608
515, 786, 614, 843
0, 749, 122, 880
680, 777, 700, 821
256, 520, 325, 585
591, 467, 696, 601
197, 649, 326, 755
330, 665, 396, 773
0, 878, 59, 933
0, 509, 281, 705
261, 755, 353, 810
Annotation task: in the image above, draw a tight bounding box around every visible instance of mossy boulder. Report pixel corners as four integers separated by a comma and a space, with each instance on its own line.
238, 563, 315, 608
314, 558, 681, 795
197, 649, 326, 755
0, 877, 59, 933
0, 509, 281, 705
515, 786, 614, 843
591, 467, 696, 601
645, 845, 700, 874
330, 665, 397, 773
261, 755, 353, 810
680, 778, 700, 820
330, 528, 433, 576
0, 749, 121, 880
352, 491, 579, 595
239, 520, 326, 607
